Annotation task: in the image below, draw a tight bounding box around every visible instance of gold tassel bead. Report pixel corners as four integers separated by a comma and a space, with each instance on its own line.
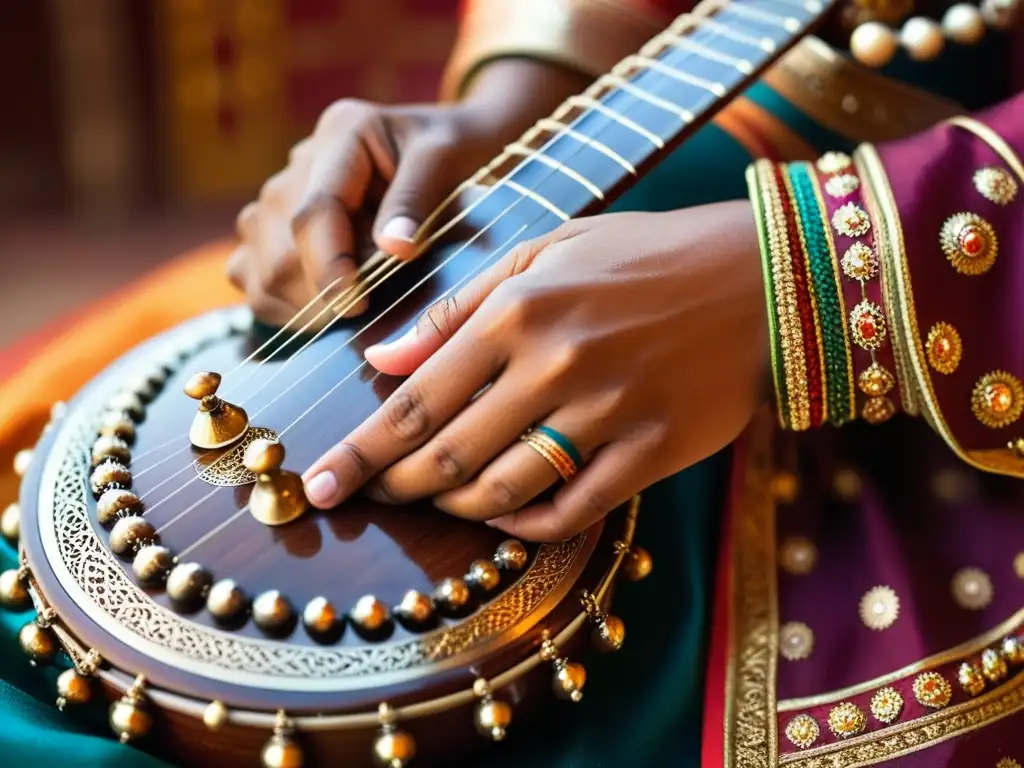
0, 568, 30, 611
261, 711, 304, 768
373, 704, 416, 768
56, 668, 93, 710
108, 676, 152, 744
18, 621, 57, 665
623, 546, 653, 581
553, 660, 587, 702
1, 502, 20, 543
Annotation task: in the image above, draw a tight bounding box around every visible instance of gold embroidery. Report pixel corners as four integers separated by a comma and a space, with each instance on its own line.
817, 151, 853, 174
940, 212, 999, 276
862, 396, 896, 424
832, 202, 871, 237
841, 242, 878, 281
870, 686, 903, 723
785, 714, 820, 749
825, 173, 861, 198
995, 759, 1022, 768
959, 661, 987, 696
849, 300, 887, 350
972, 371, 1024, 429
913, 671, 953, 709
974, 166, 1018, 205
859, 585, 900, 630
779, 672, 1024, 767
858, 362, 894, 397
925, 322, 963, 375
780, 621, 815, 661
827, 702, 866, 738
952, 567, 994, 610
982, 648, 1009, 683
779, 537, 818, 575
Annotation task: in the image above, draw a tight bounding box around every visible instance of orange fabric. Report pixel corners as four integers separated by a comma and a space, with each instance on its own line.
0, 242, 239, 503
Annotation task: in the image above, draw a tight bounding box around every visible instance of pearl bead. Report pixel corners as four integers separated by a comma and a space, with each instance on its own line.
19, 622, 57, 664
0, 568, 30, 610
981, 0, 1018, 28
206, 579, 248, 622
900, 17, 945, 61
166, 562, 213, 605
851, 22, 898, 69
942, 3, 986, 44
252, 590, 295, 633
474, 698, 513, 741
493, 539, 529, 571
132, 545, 174, 585
56, 668, 93, 709
109, 697, 153, 744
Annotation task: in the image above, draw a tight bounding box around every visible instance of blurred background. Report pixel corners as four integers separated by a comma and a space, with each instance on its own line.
0, 0, 460, 349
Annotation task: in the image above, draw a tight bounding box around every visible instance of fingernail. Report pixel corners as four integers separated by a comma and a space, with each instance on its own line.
381, 216, 418, 243
367, 325, 416, 355
304, 471, 338, 505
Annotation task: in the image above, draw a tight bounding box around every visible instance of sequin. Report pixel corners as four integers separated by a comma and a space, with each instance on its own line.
785, 714, 820, 749
973, 166, 1018, 205
826, 173, 861, 198
870, 686, 904, 723
858, 362, 895, 397
817, 151, 853, 175
860, 585, 900, 630
972, 371, 1024, 429
1002, 635, 1024, 664
832, 203, 871, 237
828, 702, 866, 738
779, 537, 818, 575
780, 621, 815, 661
940, 212, 998, 275
863, 396, 896, 425
958, 661, 987, 696
926, 322, 963, 375
982, 648, 1009, 683
952, 567, 994, 610
840, 243, 878, 284
913, 671, 952, 709
849, 300, 887, 350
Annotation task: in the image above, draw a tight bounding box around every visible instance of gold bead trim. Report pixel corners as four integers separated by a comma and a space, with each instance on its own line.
940, 212, 998, 276
840, 242, 878, 281
925, 322, 963, 375
959, 661, 987, 696
869, 686, 904, 724
971, 371, 1024, 429
858, 362, 895, 397
913, 671, 953, 709
780, 621, 815, 661
981, 648, 1008, 683
825, 173, 861, 198
863, 396, 896, 425
817, 151, 853, 175
995, 759, 1022, 768
827, 701, 866, 738
832, 202, 871, 238
784, 713, 820, 749
849, 300, 887, 351
951, 567, 994, 611
859, 585, 900, 630
779, 537, 818, 575
973, 166, 1018, 205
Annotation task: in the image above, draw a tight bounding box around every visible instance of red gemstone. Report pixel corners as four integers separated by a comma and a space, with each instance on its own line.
932, 337, 951, 359
960, 228, 986, 256
858, 314, 877, 340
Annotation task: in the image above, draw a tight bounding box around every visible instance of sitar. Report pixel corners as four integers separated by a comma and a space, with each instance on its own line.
4, 1, 837, 765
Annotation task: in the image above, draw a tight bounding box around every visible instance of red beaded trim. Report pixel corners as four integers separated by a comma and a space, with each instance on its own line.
777, 165, 825, 427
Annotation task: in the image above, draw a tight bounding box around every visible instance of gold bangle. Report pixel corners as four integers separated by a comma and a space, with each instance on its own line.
943, 116, 1024, 184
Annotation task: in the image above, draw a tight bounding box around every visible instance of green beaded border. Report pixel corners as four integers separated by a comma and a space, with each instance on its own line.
747, 163, 790, 429
788, 163, 854, 426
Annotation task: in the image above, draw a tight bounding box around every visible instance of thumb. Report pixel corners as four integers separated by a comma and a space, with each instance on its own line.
373, 135, 462, 260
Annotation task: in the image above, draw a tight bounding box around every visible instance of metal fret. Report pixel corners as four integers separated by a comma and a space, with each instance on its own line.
566, 96, 666, 149
654, 31, 754, 75
598, 74, 695, 123
675, 15, 776, 52
725, 3, 801, 32
505, 142, 606, 199
535, 119, 638, 175
618, 55, 727, 97
503, 180, 571, 221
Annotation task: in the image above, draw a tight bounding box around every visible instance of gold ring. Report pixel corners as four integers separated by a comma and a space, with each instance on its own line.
520, 430, 578, 481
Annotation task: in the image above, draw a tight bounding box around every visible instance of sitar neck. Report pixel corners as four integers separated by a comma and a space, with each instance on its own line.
442, 0, 836, 229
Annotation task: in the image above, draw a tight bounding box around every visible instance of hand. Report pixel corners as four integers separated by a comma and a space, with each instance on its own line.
228, 60, 589, 325
301, 201, 770, 541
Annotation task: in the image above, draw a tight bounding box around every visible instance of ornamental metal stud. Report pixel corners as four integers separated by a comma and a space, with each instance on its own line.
206, 579, 249, 624
541, 633, 586, 703
0, 568, 30, 611
252, 590, 296, 635
56, 668, 93, 710
96, 488, 143, 526
184, 371, 249, 449
203, 700, 229, 731
373, 703, 416, 768
166, 562, 213, 607
302, 596, 342, 643
1, 502, 20, 543
393, 590, 435, 628
473, 678, 513, 742
19, 619, 57, 665
432, 577, 471, 613
109, 675, 153, 744
261, 710, 304, 768
493, 539, 529, 571
580, 590, 625, 653
244, 439, 308, 527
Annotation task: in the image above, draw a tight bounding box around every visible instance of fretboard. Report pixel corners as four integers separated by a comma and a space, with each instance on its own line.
475, 0, 836, 222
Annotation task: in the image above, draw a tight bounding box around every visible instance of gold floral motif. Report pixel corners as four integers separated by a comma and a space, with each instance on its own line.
996, 758, 1023, 768
913, 671, 953, 709
785, 714, 820, 749
982, 648, 1009, 683
973, 166, 1018, 205
779, 537, 818, 575
940, 212, 998, 276
959, 661, 987, 696
826, 173, 861, 198
828, 702, 866, 738
952, 567, 994, 610
860, 585, 900, 630
832, 203, 871, 237
771, 471, 800, 503
817, 151, 853, 175
925, 322, 963, 375
849, 300, 887, 350
841, 242, 878, 281
781, 621, 815, 661
863, 396, 896, 425
972, 371, 1024, 429
870, 686, 904, 723
1003, 635, 1024, 664
858, 362, 895, 397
